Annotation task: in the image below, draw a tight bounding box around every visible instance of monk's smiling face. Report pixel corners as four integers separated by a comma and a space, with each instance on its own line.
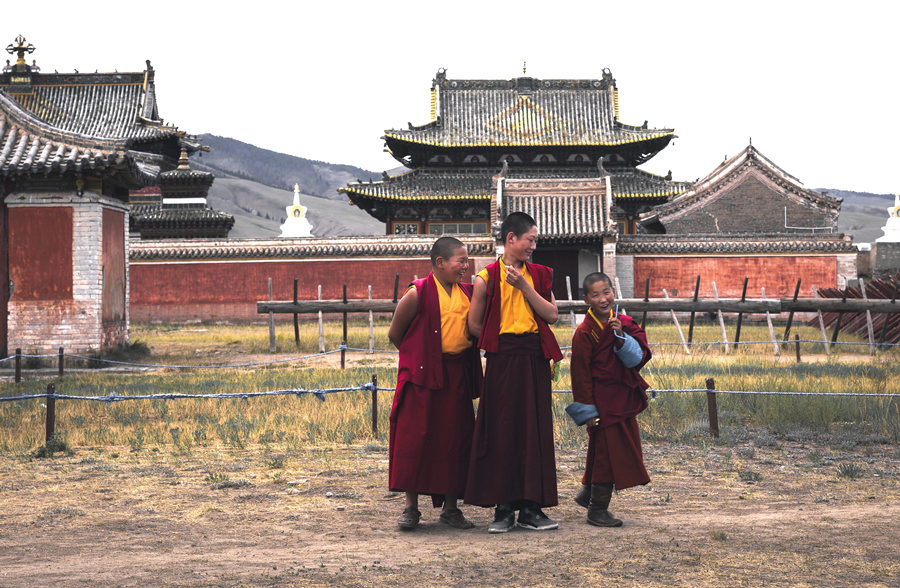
583, 278, 616, 318
434, 245, 469, 285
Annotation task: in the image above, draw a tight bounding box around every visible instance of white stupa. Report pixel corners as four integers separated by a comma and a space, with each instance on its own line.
279, 183, 314, 237
875, 194, 900, 243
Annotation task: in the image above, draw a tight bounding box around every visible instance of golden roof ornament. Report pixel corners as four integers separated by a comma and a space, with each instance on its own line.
6, 35, 35, 71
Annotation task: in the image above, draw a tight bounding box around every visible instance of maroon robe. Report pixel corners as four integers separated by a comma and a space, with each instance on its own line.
389, 274, 481, 506
465, 260, 561, 508
570, 312, 652, 489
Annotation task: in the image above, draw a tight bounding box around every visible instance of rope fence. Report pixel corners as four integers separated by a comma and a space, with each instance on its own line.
3, 376, 896, 446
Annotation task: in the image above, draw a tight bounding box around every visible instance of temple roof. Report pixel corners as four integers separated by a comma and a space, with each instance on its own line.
617, 233, 856, 254
129, 235, 497, 261
641, 144, 842, 226
500, 178, 613, 244
340, 165, 688, 203
0, 90, 158, 184
129, 203, 235, 239
0, 66, 186, 144
384, 69, 673, 165
0, 38, 198, 189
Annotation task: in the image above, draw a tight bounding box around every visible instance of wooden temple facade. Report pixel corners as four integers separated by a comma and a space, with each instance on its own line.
0, 36, 201, 353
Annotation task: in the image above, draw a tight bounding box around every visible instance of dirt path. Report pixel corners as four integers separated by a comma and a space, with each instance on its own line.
1, 440, 897, 587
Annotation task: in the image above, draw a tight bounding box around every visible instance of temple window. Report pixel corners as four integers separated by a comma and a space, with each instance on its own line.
427, 222, 488, 235
392, 222, 420, 235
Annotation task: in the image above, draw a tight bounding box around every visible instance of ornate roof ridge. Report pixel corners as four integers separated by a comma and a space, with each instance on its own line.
643, 144, 841, 221
617, 232, 856, 254
130, 234, 496, 261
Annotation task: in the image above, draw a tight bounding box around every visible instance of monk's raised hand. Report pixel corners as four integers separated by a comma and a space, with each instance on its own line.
505, 265, 526, 290
608, 316, 624, 338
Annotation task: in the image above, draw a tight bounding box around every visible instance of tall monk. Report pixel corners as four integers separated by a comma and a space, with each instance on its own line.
388, 236, 482, 531
465, 212, 564, 533
570, 272, 652, 527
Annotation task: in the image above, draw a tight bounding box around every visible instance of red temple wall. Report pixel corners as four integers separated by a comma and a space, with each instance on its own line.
9, 207, 73, 300
632, 255, 838, 298
130, 257, 455, 322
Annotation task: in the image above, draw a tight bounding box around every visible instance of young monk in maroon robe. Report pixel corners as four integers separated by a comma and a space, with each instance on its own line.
570, 272, 652, 527
465, 212, 564, 533
388, 236, 482, 531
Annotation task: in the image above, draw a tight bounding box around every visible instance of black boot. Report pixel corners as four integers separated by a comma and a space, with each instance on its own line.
574, 484, 590, 509
587, 484, 623, 527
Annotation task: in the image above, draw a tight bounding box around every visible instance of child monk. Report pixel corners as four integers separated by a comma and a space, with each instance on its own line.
569, 272, 652, 527
465, 212, 563, 533
387, 236, 482, 531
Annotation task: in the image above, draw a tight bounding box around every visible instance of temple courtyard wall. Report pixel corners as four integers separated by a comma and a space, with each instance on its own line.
128, 236, 855, 324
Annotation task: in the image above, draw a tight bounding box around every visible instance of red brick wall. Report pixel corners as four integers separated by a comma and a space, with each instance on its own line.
9, 207, 73, 300
130, 258, 457, 322
632, 256, 838, 298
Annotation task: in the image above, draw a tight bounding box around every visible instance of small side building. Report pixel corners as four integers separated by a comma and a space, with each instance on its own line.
621, 144, 855, 298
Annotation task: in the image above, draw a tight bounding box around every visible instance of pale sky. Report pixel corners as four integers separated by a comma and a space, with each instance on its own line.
5, 1, 898, 194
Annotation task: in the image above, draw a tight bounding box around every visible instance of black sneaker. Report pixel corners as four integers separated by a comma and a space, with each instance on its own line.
517, 506, 559, 531
487, 505, 515, 534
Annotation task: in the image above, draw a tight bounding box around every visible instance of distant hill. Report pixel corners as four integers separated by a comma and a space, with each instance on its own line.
817, 188, 894, 244
195, 134, 381, 200
207, 178, 383, 239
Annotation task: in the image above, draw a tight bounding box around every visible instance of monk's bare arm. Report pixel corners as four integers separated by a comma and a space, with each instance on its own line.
388, 288, 418, 349
523, 288, 559, 324
467, 276, 488, 340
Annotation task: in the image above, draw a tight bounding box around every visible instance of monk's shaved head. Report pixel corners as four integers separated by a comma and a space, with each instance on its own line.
430, 236, 466, 265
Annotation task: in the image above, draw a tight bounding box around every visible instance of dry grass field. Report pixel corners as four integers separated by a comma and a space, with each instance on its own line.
1, 319, 898, 586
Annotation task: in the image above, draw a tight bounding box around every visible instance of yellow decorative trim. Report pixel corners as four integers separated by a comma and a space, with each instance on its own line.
430, 89, 436, 121
614, 88, 620, 119
383, 131, 674, 148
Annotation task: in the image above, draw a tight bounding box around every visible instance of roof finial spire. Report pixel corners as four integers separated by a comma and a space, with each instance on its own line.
5, 35, 35, 71
177, 147, 190, 170
523, 61, 527, 76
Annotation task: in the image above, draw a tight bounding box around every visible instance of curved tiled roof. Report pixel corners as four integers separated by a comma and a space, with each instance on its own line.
644, 144, 841, 221
129, 235, 497, 261
341, 166, 688, 203
0, 70, 180, 141
617, 233, 856, 254
0, 91, 157, 184
129, 204, 234, 238
385, 71, 673, 152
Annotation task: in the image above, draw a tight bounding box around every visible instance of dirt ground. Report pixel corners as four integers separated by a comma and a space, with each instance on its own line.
1, 437, 897, 587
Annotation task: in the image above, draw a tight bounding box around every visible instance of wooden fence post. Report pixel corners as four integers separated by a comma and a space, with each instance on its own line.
859, 277, 876, 355
687, 275, 700, 344
58, 347, 64, 377
706, 377, 719, 438
368, 285, 375, 354
565, 276, 576, 337
762, 287, 780, 356
812, 285, 831, 355
371, 373, 378, 436
712, 281, 729, 354
268, 278, 276, 353
662, 289, 690, 355
614, 276, 626, 316
782, 278, 802, 341
640, 277, 650, 330
317, 285, 325, 353
734, 277, 749, 345
341, 284, 348, 369
831, 285, 848, 345
880, 279, 898, 344
45, 382, 56, 443
795, 334, 801, 363
293, 278, 300, 347
15, 348, 21, 383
